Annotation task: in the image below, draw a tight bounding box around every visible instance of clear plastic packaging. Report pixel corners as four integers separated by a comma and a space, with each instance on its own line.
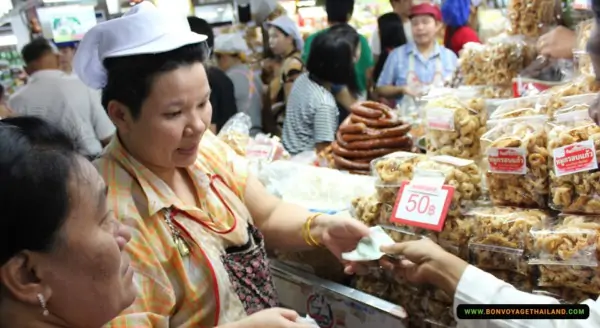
422, 298, 456, 328
354, 275, 392, 300
459, 36, 536, 86
371, 152, 426, 203
574, 19, 594, 76
246, 133, 290, 162
425, 95, 486, 160
541, 74, 600, 98
416, 156, 483, 217
547, 110, 600, 214
351, 195, 383, 226
540, 93, 597, 118
217, 112, 252, 156
481, 116, 549, 208
436, 218, 472, 260
489, 96, 548, 120
388, 279, 427, 323
507, 0, 560, 38
530, 223, 600, 293
560, 214, 600, 230
467, 207, 551, 251
469, 243, 530, 275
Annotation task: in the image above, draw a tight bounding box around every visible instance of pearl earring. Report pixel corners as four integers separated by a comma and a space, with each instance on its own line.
36, 293, 49, 316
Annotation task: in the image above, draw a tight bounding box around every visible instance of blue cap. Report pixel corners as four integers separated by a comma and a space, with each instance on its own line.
441, 0, 471, 27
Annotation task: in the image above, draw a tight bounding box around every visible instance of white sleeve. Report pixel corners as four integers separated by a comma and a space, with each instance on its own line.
370, 29, 381, 56
454, 265, 600, 328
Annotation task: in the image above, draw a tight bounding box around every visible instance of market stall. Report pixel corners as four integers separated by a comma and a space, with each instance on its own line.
214, 0, 600, 325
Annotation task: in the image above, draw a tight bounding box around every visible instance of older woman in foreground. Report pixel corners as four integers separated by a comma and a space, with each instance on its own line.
0, 116, 135, 327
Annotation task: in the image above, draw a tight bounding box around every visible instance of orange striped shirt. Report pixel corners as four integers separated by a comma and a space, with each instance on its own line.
96, 131, 251, 327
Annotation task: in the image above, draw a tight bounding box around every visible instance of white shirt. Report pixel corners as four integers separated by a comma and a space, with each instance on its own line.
370, 21, 413, 56
9, 70, 115, 156
455, 265, 600, 327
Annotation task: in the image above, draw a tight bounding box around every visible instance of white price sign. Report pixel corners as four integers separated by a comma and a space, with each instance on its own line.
390, 181, 454, 231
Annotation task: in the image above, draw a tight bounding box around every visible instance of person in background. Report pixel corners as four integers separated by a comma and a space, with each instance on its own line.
283, 26, 360, 155
214, 33, 263, 136
57, 42, 77, 77
0, 116, 136, 328
302, 0, 373, 123
372, 13, 407, 95
73, 3, 369, 326
266, 14, 304, 108
9, 38, 114, 160
187, 16, 238, 134
586, 0, 600, 125
441, 0, 481, 55
0, 84, 12, 118
376, 3, 457, 110
371, 0, 412, 64
378, 238, 600, 327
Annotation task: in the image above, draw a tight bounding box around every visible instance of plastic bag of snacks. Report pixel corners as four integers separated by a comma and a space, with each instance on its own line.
574, 19, 594, 76
466, 207, 551, 275
507, 0, 560, 38
370, 152, 426, 204
489, 96, 548, 120
542, 74, 600, 98
353, 275, 392, 300
388, 279, 426, 322
436, 218, 473, 260
425, 95, 486, 160
217, 112, 252, 156
378, 204, 437, 241
460, 36, 536, 86
351, 195, 383, 226
530, 223, 600, 293
415, 156, 483, 217
246, 133, 290, 161
540, 93, 597, 118
548, 110, 600, 213
481, 116, 549, 208
422, 298, 456, 328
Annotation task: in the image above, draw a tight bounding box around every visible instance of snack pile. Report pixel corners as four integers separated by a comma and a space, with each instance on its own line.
507, 0, 559, 38
332, 101, 413, 175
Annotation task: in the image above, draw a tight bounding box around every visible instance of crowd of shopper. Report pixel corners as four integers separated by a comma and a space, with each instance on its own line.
4, 0, 600, 327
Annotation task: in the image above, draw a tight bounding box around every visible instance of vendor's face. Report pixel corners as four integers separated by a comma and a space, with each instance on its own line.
215, 53, 235, 71
122, 63, 212, 169
411, 15, 438, 45
268, 27, 293, 56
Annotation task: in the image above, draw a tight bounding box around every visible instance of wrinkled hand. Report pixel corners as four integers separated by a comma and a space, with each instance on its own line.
537, 26, 576, 59
316, 215, 370, 273
236, 308, 315, 328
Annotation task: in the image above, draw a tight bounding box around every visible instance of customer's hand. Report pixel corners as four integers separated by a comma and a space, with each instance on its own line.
379, 238, 469, 296
314, 215, 370, 273
234, 308, 315, 328
537, 26, 576, 59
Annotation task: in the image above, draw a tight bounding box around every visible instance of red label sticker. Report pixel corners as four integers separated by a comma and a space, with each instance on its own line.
390, 181, 454, 232
553, 140, 598, 177
487, 147, 527, 175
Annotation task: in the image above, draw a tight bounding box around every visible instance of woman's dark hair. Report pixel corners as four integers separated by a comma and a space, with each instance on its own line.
187, 16, 214, 49
307, 24, 359, 94
374, 13, 407, 82
101, 42, 208, 119
325, 0, 355, 24
0, 116, 80, 266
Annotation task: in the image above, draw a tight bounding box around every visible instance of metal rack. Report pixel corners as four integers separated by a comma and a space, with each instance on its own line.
271, 260, 408, 328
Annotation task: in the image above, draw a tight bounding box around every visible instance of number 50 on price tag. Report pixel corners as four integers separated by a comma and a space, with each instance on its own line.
390, 181, 455, 232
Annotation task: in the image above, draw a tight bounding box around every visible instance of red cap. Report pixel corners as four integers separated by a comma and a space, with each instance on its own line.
409, 3, 442, 21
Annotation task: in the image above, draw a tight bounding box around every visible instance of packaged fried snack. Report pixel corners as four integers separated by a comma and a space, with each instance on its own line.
351, 195, 383, 226
533, 287, 596, 304
466, 207, 551, 275
540, 93, 597, 118
489, 96, 547, 119
507, 0, 560, 38
371, 152, 426, 203
425, 95, 486, 160
489, 270, 536, 292
482, 116, 549, 208
547, 110, 600, 214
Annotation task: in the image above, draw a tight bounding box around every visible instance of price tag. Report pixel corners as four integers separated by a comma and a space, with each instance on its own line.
390, 181, 454, 232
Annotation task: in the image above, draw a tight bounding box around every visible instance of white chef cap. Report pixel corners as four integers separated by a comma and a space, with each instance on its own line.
73, 1, 207, 89
213, 33, 250, 57
267, 15, 304, 51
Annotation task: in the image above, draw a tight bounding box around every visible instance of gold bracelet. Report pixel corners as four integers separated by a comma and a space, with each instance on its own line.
303, 213, 323, 247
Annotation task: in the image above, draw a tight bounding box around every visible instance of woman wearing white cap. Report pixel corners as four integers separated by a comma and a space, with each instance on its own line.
213, 33, 263, 136
73, 2, 369, 327
266, 15, 304, 134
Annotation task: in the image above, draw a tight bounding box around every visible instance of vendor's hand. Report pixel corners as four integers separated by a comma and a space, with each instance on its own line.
234, 308, 314, 328
314, 215, 370, 272
379, 239, 469, 296
537, 26, 576, 59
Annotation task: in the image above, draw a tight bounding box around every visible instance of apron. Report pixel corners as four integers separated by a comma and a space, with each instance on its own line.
166, 174, 279, 317
397, 53, 444, 118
